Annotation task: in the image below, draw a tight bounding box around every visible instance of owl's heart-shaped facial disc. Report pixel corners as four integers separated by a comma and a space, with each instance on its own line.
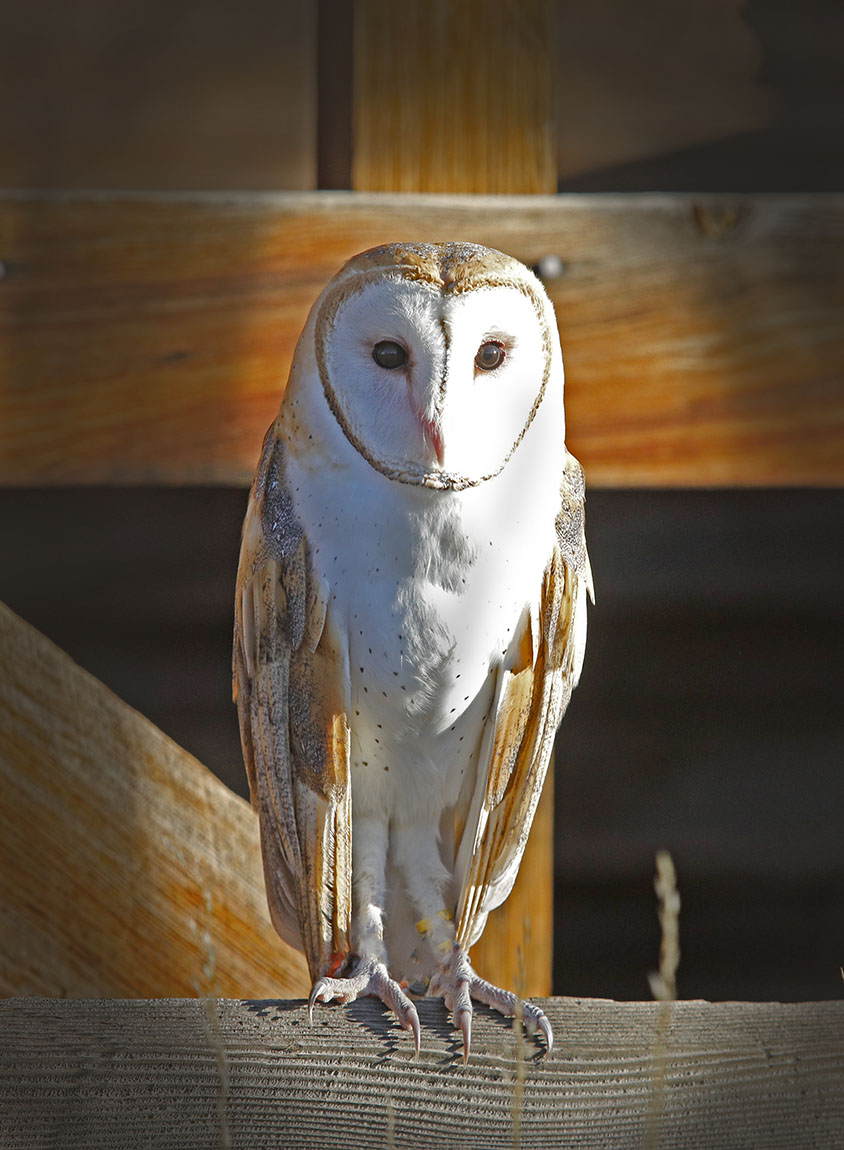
311, 246, 561, 490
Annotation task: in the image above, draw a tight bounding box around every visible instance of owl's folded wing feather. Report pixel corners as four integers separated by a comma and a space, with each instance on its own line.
233, 426, 352, 981
455, 451, 592, 950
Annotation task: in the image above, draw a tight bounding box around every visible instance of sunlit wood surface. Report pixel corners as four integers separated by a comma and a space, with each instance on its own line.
0, 599, 309, 999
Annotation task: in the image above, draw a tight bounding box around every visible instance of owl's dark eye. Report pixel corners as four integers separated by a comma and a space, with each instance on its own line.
475, 341, 505, 372
372, 340, 408, 370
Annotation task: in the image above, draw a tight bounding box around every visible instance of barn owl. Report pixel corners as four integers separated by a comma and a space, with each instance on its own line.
233, 242, 591, 1059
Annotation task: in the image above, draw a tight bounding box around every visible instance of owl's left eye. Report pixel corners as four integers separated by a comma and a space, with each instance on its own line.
372, 340, 408, 369
475, 341, 505, 372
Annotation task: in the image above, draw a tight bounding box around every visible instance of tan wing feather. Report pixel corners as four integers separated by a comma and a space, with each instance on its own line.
455, 452, 591, 949
233, 425, 352, 981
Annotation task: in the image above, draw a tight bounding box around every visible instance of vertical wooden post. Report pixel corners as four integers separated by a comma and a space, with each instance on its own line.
353, 0, 556, 995
353, 0, 555, 195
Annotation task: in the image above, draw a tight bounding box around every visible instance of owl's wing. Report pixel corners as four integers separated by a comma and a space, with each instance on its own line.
454, 451, 592, 950
233, 425, 352, 982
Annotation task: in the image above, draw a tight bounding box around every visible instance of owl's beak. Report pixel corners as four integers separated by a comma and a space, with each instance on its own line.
421, 416, 445, 467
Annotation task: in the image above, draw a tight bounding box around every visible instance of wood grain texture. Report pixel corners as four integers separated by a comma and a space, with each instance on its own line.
0, 599, 309, 999
353, 0, 555, 194
1, 191, 840, 486
3, 996, 843, 1149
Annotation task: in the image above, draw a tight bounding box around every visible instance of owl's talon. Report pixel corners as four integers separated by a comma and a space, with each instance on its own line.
407, 1004, 422, 1058
518, 1000, 553, 1055
458, 1008, 472, 1064
429, 946, 554, 1058
307, 959, 421, 1055
536, 1013, 554, 1055
307, 978, 327, 1023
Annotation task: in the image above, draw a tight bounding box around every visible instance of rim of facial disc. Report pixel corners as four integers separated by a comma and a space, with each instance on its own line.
313, 264, 554, 491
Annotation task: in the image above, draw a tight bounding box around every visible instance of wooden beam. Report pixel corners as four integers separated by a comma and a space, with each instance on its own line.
353, 0, 555, 194
3, 996, 843, 1148
1, 192, 841, 487
0, 599, 309, 998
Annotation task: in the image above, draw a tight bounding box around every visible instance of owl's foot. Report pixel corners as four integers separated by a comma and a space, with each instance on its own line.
308, 956, 421, 1056
428, 944, 553, 1063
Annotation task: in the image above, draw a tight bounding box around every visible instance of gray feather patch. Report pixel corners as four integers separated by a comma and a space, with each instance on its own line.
262, 439, 304, 560
555, 453, 588, 575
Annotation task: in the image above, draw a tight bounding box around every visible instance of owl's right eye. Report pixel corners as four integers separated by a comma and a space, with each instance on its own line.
372, 340, 408, 370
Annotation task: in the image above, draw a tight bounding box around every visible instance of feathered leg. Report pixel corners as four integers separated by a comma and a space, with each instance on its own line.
308, 813, 420, 1054
393, 820, 552, 1061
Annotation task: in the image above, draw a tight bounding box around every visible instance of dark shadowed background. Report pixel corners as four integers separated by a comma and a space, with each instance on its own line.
0, 0, 841, 1003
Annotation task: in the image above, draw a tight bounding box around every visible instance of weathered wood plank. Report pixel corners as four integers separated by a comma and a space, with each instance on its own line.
1, 192, 841, 486
0, 598, 309, 999
2, 997, 843, 1149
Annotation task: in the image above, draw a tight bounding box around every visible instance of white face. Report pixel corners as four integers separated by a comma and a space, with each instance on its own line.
317, 272, 554, 488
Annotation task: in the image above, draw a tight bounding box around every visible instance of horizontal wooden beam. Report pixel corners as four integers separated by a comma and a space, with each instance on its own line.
3, 996, 843, 1148
0, 598, 308, 999
1, 192, 841, 486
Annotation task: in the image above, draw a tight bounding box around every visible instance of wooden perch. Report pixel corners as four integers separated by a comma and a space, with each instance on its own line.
0, 598, 308, 998
1, 191, 842, 487
2, 996, 843, 1148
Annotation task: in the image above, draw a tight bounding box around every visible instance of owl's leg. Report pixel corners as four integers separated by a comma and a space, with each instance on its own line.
307, 813, 420, 1054
392, 821, 552, 1062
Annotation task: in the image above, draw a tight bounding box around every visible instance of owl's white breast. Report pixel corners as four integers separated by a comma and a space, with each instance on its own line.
280, 336, 566, 829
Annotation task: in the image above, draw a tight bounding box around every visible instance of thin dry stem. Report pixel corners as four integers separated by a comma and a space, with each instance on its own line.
648, 849, 681, 1002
